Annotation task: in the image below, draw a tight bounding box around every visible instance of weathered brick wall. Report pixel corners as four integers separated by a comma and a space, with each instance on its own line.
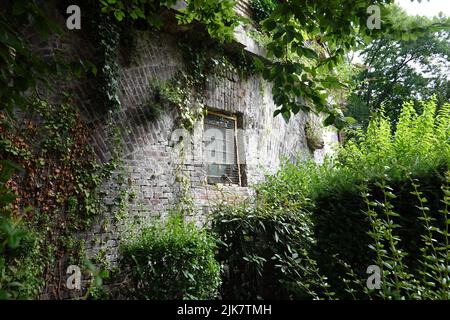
25, 1, 339, 298
80, 28, 340, 271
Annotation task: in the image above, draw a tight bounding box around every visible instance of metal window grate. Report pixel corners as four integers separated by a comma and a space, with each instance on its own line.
204, 112, 242, 186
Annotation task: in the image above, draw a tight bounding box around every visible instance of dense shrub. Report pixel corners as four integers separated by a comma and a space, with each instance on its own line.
212, 205, 331, 299
358, 175, 450, 299
215, 99, 450, 299
313, 171, 448, 298
120, 214, 221, 300
311, 100, 449, 297
259, 100, 450, 204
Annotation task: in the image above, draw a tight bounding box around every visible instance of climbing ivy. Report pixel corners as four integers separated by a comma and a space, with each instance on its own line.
146, 33, 255, 131
95, 15, 122, 111
100, 0, 241, 43
0, 96, 124, 298
149, 74, 205, 131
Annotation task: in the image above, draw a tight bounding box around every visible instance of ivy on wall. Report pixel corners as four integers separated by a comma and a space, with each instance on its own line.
1, 0, 244, 298
151, 32, 256, 129
95, 15, 122, 111
0, 0, 115, 298
100, 0, 241, 43
0, 98, 121, 298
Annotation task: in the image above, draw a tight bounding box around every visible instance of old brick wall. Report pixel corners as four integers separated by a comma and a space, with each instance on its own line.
80, 28, 340, 272
25, 1, 339, 298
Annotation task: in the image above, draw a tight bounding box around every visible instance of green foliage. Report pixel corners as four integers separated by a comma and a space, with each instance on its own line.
31, 100, 115, 227
100, 0, 240, 43
356, 176, 450, 299
255, 1, 450, 126
76, 0, 122, 111
99, 0, 172, 25
84, 259, 110, 300
212, 205, 333, 299
1, 1, 130, 298
256, 160, 315, 210
0, 161, 44, 299
345, 9, 450, 127
177, 0, 241, 43
250, 0, 277, 24
143, 82, 165, 120
95, 14, 122, 111
261, 99, 449, 205
120, 214, 221, 300
258, 99, 450, 216
149, 73, 205, 130
0, 97, 123, 298
226, 98, 450, 299
147, 35, 255, 130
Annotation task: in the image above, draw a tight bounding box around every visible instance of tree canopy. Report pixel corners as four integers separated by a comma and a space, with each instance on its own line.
345, 8, 450, 126
256, 0, 450, 127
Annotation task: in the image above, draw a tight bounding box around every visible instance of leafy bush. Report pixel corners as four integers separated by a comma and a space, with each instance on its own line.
356, 176, 450, 300
264, 100, 449, 200
120, 214, 221, 299
212, 205, 334, 299
216, 99, 450, 299
306, 100, 449, 297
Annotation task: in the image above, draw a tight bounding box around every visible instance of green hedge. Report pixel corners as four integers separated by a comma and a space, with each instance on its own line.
212, 206, 330, 299
313, 170, 448, 298
120, 214, 221, 300
214, 99, 450, 299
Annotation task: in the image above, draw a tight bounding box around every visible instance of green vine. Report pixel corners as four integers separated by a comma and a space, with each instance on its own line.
149, 74, 205, 131
147, 34, 255, 131
79, 1, 122, 111
100, 0, 241, 43
96, 15, 122, 111
0, 97, 123, 298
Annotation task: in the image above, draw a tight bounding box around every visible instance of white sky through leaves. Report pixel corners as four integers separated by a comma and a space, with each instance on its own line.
396, 0, 450, 17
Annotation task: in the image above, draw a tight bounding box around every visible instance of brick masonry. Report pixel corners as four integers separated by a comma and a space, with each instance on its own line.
82, 29, 338, 267
25, 1, 339, 298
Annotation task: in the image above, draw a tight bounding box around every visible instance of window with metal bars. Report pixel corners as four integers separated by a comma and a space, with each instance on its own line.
204, 111, 243, 186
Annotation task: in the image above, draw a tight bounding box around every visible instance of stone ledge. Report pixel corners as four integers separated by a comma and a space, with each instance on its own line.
171, 0, 267, 59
